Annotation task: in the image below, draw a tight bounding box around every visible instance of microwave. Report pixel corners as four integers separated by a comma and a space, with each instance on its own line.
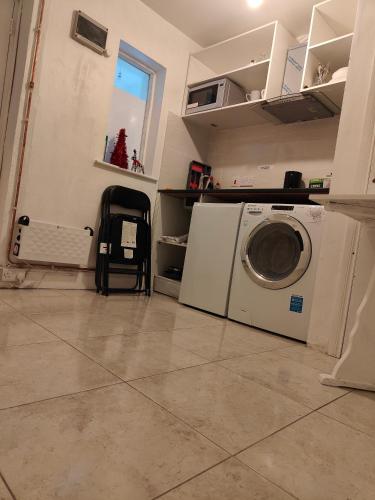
185, 78, 245, 115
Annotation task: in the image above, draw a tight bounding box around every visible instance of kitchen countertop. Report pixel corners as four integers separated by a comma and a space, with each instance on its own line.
158, 188, 329, 204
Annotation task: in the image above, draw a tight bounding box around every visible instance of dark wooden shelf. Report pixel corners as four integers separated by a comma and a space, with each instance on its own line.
158, 188, 329, 204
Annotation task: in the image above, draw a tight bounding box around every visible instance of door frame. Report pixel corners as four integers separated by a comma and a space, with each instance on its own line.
0, 0, 22, 178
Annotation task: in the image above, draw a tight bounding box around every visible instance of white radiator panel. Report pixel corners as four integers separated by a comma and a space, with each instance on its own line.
12, 219, 93, 267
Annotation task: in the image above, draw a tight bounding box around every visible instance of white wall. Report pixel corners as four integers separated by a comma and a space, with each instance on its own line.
0, 0, 200, 286
207, 118, 339, 188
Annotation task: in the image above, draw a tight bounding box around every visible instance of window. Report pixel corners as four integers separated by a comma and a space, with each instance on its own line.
105, 41, 166, 175
115, 58, 150, 101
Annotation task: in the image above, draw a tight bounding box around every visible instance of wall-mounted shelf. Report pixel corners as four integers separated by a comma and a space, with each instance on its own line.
188, 59, 270, 94
190, 22, 276, 76
182, 100, 271, 129
302, 0, 357, 90
182, 88, 341, 129
309, 33, 353, 70
183, 0, 357, 131
308, 0, 357, 47
302, 79, 346, 108
184, 21, 297, 115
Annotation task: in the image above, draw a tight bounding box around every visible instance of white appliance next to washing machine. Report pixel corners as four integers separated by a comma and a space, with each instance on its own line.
179, 203, 244, 317
228, 203, 324, 341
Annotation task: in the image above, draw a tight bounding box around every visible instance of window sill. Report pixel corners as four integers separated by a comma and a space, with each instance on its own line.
94, 160, 158, 183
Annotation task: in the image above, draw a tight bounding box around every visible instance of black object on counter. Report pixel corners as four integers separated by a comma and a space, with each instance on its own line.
284, 171, 302, 189
164, 266, 183, 281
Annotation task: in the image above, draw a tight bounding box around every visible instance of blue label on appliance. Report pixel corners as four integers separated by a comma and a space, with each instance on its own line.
290, 295, 303, 313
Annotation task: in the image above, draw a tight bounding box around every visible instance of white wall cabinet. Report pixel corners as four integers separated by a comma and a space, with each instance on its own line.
301, 0, 357, 107
182, 0, 358, 130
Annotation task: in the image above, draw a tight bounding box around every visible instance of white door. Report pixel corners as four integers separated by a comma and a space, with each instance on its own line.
0, 0, 15, 114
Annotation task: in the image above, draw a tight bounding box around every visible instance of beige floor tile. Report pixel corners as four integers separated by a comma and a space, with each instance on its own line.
130, 363, 309, 453
127, 307, 224, 333
0, 478, 12, 500
159, 458, 293, 499
0, 384, 227, 500
72, 332, 208, 380
239, 412, 375, 500
0, 478, 13, 500
30, 310, 142, 340
277, 344, 338, 372
0, 301, 15, 313
0, 290, 140, 315
0, 289, 63, 299
319, 390, 375, 438
167, 322, 295, 361
58, 290, 183, 316
19, 297, 218, 329
220, 350, 347, 409
0, 312, 56, 347
0, 294, 93, 314
0, 341, 119, 409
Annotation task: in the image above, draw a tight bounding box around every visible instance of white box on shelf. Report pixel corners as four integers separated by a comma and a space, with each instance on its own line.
282, 44, 307, 95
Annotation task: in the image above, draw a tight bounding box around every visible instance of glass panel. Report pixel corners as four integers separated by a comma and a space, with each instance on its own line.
248, 223, 301, 281
106, 56, 151, 163
188, 84, 219, 106
114, 57, 150, 101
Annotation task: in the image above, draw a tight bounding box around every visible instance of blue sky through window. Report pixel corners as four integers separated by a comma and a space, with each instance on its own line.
114, 57, 150, 101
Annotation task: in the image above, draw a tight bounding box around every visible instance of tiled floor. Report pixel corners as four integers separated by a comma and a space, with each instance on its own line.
0, 290, 375, 499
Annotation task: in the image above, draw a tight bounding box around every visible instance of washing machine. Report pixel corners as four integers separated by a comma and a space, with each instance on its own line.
228, 203, 324, 341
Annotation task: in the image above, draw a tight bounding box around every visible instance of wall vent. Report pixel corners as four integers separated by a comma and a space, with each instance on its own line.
71, 10, 108, 55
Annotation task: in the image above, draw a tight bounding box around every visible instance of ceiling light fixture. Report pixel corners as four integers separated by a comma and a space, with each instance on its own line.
247, 0, 263, 8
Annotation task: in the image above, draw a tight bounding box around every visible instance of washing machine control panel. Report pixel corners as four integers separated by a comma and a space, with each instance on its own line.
245, 204, 264, 215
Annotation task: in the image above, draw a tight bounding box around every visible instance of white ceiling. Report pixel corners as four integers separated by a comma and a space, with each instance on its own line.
141, 0, 318, 47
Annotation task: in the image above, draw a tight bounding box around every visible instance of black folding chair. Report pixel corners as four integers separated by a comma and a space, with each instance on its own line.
95, 186, 151, 296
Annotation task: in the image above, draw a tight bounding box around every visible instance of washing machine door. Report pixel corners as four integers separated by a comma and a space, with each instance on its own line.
241, 214, 312, 290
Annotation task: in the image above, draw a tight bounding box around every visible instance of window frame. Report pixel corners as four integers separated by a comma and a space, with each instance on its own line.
117, 50, 156, 163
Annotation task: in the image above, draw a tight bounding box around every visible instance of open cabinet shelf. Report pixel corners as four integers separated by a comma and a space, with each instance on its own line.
308, 33, 353, 69
158, 240, 187, 248
182, 0, 357, 131
188, 59, 270, 94
308, 0, 357, 47
302, 78, 346, 108
184, 21, 297, 118
190, 22, 276, 76
302, 0, 357, 90
182, 99, 272, 129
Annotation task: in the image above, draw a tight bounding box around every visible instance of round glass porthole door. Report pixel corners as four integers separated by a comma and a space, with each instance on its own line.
241, 214, 312, 290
